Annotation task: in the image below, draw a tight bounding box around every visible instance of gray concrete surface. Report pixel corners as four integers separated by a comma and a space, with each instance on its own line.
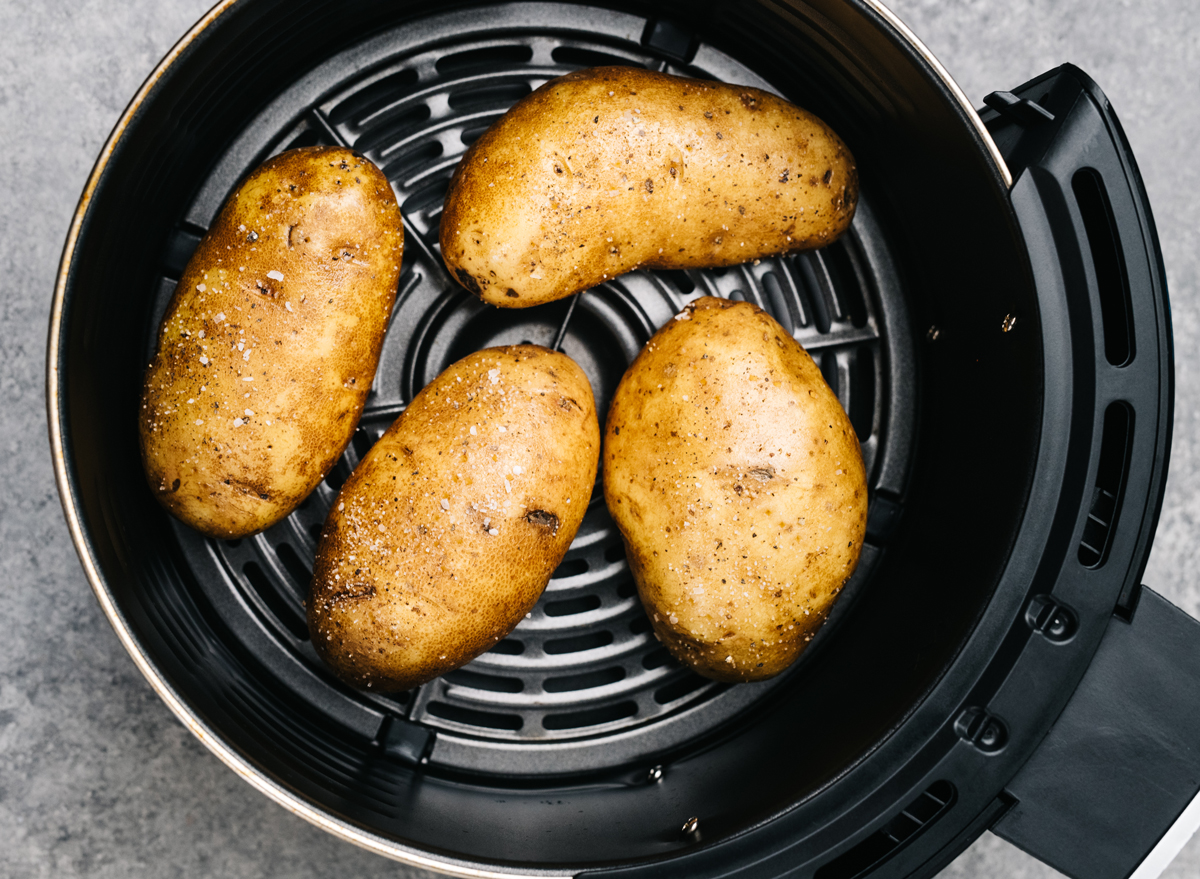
0, 0, 1196, 877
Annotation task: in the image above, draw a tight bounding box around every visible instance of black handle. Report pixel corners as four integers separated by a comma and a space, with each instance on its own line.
993, 586, 1200, 879
978, 65, 1185, 879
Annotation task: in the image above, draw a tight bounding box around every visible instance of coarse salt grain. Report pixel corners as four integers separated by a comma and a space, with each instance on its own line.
267, 270, 284, 281
215, 312, 225, 322
469, 426, 477, 435
488, 368, 500, 384
244, 409, 254, 417
199, 356, 209, 365
243, 376, 254, 382
194, 419, 204, 426
187, 398, 195, 404
489, 528, 499, 536
285, 302, 293, 312
440, 499, 450, 511
233, 418, 244, 427
498, 425, 506, 432
512, 465, 523, 475
196, 283, 206, 292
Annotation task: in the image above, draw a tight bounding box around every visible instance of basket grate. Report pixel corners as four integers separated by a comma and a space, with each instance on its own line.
154, 4, 910, 775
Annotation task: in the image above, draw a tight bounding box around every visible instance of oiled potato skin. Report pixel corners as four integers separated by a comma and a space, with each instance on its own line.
309, 346, 599, 692
441, 66, 856, 308
139, 146, 403, 538
604, 297, 866, 682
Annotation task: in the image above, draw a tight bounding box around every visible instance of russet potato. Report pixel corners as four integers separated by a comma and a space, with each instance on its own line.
441, 66, 856, 308
308, 345, 599, 692
139, 146, 404, 538
603, 296, 867, 682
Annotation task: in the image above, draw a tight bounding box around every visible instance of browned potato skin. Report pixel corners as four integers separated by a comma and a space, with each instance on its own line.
139, 146, 404, 538
441, 66, 857, 308
308, 346, 600, 692
604, 297, 866, 682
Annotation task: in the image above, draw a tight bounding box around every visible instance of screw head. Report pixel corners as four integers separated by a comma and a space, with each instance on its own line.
926, 325, 941, 342
1047, 612, 1068, 637
980, 723, 1000, 747
647, 765, 664, 783
681, 816, 701, 836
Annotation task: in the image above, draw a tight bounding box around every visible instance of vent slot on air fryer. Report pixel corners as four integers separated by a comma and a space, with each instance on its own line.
353, 104, 432, 154
328, 68, 419, 126
426, 701, 523, 731
1073, 168, 1134, 367
551, 46, 645, 69
435, 45, 534, 77
814, 781, 955, 879
241, 561, 309, 641
275, 542, 312, 592
543, 701, 637, 730
443, 669, 524, 693
1078, 402, 1134, 568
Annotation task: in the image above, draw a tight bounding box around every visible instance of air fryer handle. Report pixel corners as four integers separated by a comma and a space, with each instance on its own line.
992, 587, 1200, 879
978, 66, 1187, 879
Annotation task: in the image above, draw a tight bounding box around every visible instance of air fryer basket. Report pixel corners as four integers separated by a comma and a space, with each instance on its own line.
154, 2, 920, 780
50, 1, 1184, 878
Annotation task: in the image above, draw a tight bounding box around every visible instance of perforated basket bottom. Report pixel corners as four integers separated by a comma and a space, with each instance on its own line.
152, 2, 915, 776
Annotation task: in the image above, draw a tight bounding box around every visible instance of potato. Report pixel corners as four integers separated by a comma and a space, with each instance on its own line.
139, 146, 404, 538
603, 297, 866, 682
308, 345, 599, 692
441, 66, 856, 308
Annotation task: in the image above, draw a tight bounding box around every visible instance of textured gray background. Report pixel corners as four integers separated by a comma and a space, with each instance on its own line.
1, 0, 1197, 877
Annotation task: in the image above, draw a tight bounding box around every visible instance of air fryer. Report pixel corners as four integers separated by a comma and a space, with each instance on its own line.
48, 2, 1194, 878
